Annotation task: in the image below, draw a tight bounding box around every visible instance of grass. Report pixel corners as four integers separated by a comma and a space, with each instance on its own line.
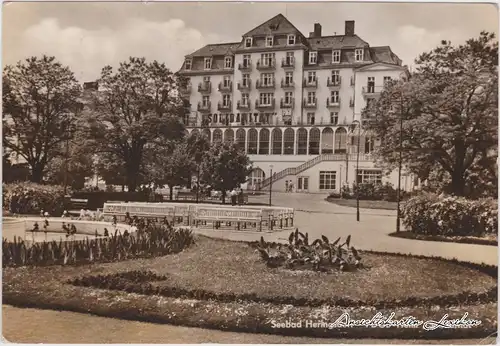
3, 236, 498, 339
326, 197, 399, 210
389, 231, 498, 247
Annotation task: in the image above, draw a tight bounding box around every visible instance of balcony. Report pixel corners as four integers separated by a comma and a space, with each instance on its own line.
303, 78, 318, 88
198, 82, 211, 93
281, 57, 295, 69
303, 98, 317, 109
326, 98, 341, 108
238, 61, 252, 71
218, 101, 232, 111
281, 79, 295, 88
237, 100, 251, 110
218, 81, 233, 93
197, 101, 211, 113
327, 76, 342, 87
280, 98, 294, 109
237, 80, 252, 91
256, 58, 276, 71
256, 79, 276, 89
362, 85, 384, 96
255, 98, 275, 110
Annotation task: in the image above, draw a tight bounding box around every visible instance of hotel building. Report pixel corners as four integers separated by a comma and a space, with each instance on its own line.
178, 14, 417, 193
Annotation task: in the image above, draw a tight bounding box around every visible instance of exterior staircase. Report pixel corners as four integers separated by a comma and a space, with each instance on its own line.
258, 153, 371, 190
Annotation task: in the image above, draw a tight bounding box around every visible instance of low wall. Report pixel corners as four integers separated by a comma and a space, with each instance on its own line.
3, 218, 26, 242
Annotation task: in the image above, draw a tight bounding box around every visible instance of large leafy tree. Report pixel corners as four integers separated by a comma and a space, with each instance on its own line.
3, 56, 82, 183
81, 57, 186, 191
365, 32, 498, 197
185, 131, 211, 201
201, 142, 252, 204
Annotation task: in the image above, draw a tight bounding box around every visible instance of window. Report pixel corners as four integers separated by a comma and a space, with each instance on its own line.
242, 74, 250, 87
223, 76, 231, 87
266, 36, 274, 47
204, 57, 212, 69
285, 72, 293, 85
307, 71, 316, 83
286, 52, 294, 65
224, 56, 233, 68
259, 93, 273, 105
248, 129, 258, 154
332, 50, 341, 63
244, 37, 253, 48
307, 112, 315, 125
367, 76, 375, 93
223, 94, 231, 107
330, 112, 339, 125
283, 128, 295, 154
330, 91, 339, 103
309, 51, 318, 64
365, 137, 375, 153
355, 48, 364, 62
241, 93, 249, 106
248, 168, 265, 186
284, 91, 293, 104
307, 91, 316, 104
202, 96, 210, 107
203, 76, 210, 83
357, 169, 382, 184
243, 55, 251, 67
185, 59, 192, 70
287, 34, 296, 45
261, 73, 274, 86
319, 171, 336, 190
261, 53, 274, 67
331, 70, 340, 83
259, 129, 270, 155
272, 129, 282, 155
383, 76, 392, 85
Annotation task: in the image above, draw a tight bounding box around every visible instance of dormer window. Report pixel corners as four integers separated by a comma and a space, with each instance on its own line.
266, 36, 274, 47
309, 51, 318, 64
185, 59, 192, 70
355, 48, 364, 62
287, 34, 296, 45
332, 50, 341, 63
204, 57, 212, 70
244, 37, 253, 48
224, 56, 233, 69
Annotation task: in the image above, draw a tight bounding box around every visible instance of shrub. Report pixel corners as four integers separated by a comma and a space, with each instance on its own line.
401, 192, 498, 237
71, 191, 162, 209
3, 182, 67, 216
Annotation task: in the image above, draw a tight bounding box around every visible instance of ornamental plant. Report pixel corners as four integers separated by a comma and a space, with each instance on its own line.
3, 182, 67, 216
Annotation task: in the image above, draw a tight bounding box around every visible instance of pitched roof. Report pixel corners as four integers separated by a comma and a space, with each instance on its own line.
185, 42, 240, 58
307, 35, 369, 50
369, 46, 402, 65
243, 13, 304, 37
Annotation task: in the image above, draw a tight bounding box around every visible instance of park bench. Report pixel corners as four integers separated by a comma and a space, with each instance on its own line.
192, 206, 264, 231
70, 198, 88, 210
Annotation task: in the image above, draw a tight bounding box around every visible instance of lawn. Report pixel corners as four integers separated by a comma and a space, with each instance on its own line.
389, 231, 498, 246
326, 197, 399, 210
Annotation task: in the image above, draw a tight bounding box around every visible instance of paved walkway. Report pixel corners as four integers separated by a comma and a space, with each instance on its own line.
197, 192, 498, 265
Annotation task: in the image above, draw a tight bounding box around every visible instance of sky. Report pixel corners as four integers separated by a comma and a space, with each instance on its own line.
3, 1, 498, 82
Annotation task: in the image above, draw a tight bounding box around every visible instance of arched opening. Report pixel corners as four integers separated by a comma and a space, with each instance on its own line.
309, 128, 320, 155
224, 129, 234, 143
297, 128, 308, 155
248, 128, 258, 154
213, 129, 223, 143
190, 129, 199, 136
236, 129, 246, 152
283, 128, 295, 155
334, 127, 347, 153
202, 129, 211, 143
271, 128, 282, 155
259, 129, 270, 155
321, 128, 334, 154
248, 168, 266, 189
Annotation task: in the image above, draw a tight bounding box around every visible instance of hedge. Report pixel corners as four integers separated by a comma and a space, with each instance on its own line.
329, 182, 412, 202
71, 191, 163, 209
3, 182, 67, 216
401, 192, 498, 236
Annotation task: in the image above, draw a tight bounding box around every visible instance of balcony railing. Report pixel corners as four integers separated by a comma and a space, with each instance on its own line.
198, 82, 211, 93
197, 101, 211, 112
256, 79, 276, 89
255, 98, 275, 110
237, 80, 252, 91
303, 98, 317, 109
218, 101, 232, 111
281, 57, 295, 68
238, 61, 252, 71
327, 76, 342, 87
256, 58, 276, 70
281, 79, 295, 88
218, 81, 233, 92
303, 78, 318, 88
280, 98, 294, 109
237, 100, 251, 110
326, 98, 341, 108
362, 86, 384, 95
184, 118, 358, 128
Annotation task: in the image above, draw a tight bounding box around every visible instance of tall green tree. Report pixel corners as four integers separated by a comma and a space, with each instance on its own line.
3, 56, 82, 183
201, 142, 252, 204
185, 131, 210, 201
364, 32, 498, 197
81, 57, 186, 191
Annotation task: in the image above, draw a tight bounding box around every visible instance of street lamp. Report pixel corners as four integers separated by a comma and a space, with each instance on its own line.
268, 164, 274, 206
396, 102, 404, 233
349, 122, 361, 222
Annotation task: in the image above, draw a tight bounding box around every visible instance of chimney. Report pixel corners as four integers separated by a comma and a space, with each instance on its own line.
314, 23, 322, 37
345, 20, 355, 36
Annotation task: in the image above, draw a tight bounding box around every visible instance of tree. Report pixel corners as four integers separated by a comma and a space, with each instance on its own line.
201, 142, 252, 204
364, 32, 498, 197
185, 131, 211, 201
81, 57, 186, 191
3, 56, 82, 183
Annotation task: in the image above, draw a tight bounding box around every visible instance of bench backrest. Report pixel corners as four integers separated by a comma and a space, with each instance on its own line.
194, 207, 262, 221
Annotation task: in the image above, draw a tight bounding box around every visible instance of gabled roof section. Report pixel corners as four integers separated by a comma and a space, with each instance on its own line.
243, 13, 305, 37
369, 46, 403, 65
355, 62, 407, 72
307, 35, 369, 50
185, 42, 240, 58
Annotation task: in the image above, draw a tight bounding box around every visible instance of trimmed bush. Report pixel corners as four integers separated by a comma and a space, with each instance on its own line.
71, 191, 163, 209
332, 182, 407, 202
3, 182, 67, 216
401, 192, 498, 236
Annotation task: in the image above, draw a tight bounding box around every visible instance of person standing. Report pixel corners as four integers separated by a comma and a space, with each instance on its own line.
230, 188, 237, 206
285, 180, 289, 193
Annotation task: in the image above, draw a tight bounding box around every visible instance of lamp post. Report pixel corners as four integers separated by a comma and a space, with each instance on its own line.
349, 122, 361, 222
269, 164, 273, 206
396, 100, 404, 233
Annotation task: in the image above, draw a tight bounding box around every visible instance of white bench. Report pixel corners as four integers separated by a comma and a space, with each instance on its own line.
193, 207, 264, 231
